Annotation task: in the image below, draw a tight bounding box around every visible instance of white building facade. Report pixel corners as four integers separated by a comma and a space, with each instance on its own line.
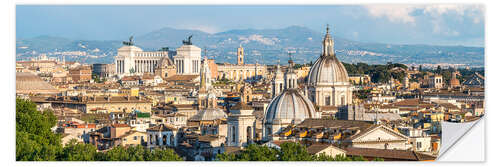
115, 43, 170, 78
174, 44, 201, 75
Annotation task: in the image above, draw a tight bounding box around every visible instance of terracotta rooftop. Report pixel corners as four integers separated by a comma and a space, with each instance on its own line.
146, 124, 176, 131
164, 75, 199, 81
30, 95, 150, 104
111, 124, 130, 128
230, 102, 254, 110
121, 76, 141, 81
344, 147, 436, 161
297, 119, 374, 131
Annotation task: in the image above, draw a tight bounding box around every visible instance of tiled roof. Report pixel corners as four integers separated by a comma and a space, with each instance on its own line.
164, 75, 199, 81
230, 102, 254, 110
111, 124, 130, 128
121, 76, 141, 81
344, 147, 436, 161
297, 119, 374, 131
147, 124, 176, 131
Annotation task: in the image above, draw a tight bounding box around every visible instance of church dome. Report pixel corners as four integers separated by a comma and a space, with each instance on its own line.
190, 108, 227, 121
307, 56, 349, 85
16, 72, 59, 94
307, 26, 349, 86
264, 89, 319, 125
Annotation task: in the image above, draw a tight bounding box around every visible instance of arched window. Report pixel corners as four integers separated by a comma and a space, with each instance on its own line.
163, 135, 167, 145
232, 126, 236, 143
170, 135, 175, 146
246, 126, 252, 143
267, 127, 272, 138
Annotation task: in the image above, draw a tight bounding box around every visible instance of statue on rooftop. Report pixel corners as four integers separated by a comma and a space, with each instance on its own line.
182, 35, 193, 45
123, 36, 134, 46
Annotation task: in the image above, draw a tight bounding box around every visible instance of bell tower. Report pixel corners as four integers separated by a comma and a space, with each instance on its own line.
237, 44, 244, 65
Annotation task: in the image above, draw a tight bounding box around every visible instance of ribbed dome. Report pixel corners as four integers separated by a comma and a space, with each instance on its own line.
307, 55, 349, 85
307, 25, 349, 86
190, 108, 227, 121
264, 89, 319, 125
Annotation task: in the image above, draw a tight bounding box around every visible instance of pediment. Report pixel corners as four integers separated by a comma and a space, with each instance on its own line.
352, 126, 407, 142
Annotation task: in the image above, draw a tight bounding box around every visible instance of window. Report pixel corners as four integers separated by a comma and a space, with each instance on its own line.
232, 126, 236, 143
247, 126, 252, 143
325, 96, 331, 106
417, 142, 422, 149
134, 136, 138, 140
163, 135, 167, 145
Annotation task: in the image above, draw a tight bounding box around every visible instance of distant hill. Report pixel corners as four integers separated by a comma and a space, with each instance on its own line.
16, 26, 484, 66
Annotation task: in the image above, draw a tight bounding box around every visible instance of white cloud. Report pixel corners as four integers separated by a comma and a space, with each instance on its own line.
178, 25, 219, 34
363, 4, 483, 24
364, 5, 418, 24
363, 4, 483, 36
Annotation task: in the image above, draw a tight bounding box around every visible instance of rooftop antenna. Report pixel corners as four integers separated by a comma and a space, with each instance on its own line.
204, 47, 208, 58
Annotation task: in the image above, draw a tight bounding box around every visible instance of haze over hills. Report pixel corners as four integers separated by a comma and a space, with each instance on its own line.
16, 26, 484, 67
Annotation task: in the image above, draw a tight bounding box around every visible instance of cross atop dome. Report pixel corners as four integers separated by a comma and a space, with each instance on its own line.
322, 24, 334, 57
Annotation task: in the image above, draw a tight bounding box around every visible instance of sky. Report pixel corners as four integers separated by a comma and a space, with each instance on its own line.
16, 5, 484, 46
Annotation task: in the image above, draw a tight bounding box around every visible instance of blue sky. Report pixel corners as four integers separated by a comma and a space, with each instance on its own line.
16, 5, 484, 46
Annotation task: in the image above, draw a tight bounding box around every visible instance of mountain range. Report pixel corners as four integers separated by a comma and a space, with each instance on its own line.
16, 26, 484, 66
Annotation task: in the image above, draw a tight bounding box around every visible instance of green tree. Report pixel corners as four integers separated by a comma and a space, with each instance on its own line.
278, 142, 313, 161
60, 139, 97, 161
436, 65, 442, 74
105, 146, 130, 161
126, 145, 146, 161
16, 98, 62, 161
217, 144, 279, 161
352, 155, 368, 161
144, 148, 183, 161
